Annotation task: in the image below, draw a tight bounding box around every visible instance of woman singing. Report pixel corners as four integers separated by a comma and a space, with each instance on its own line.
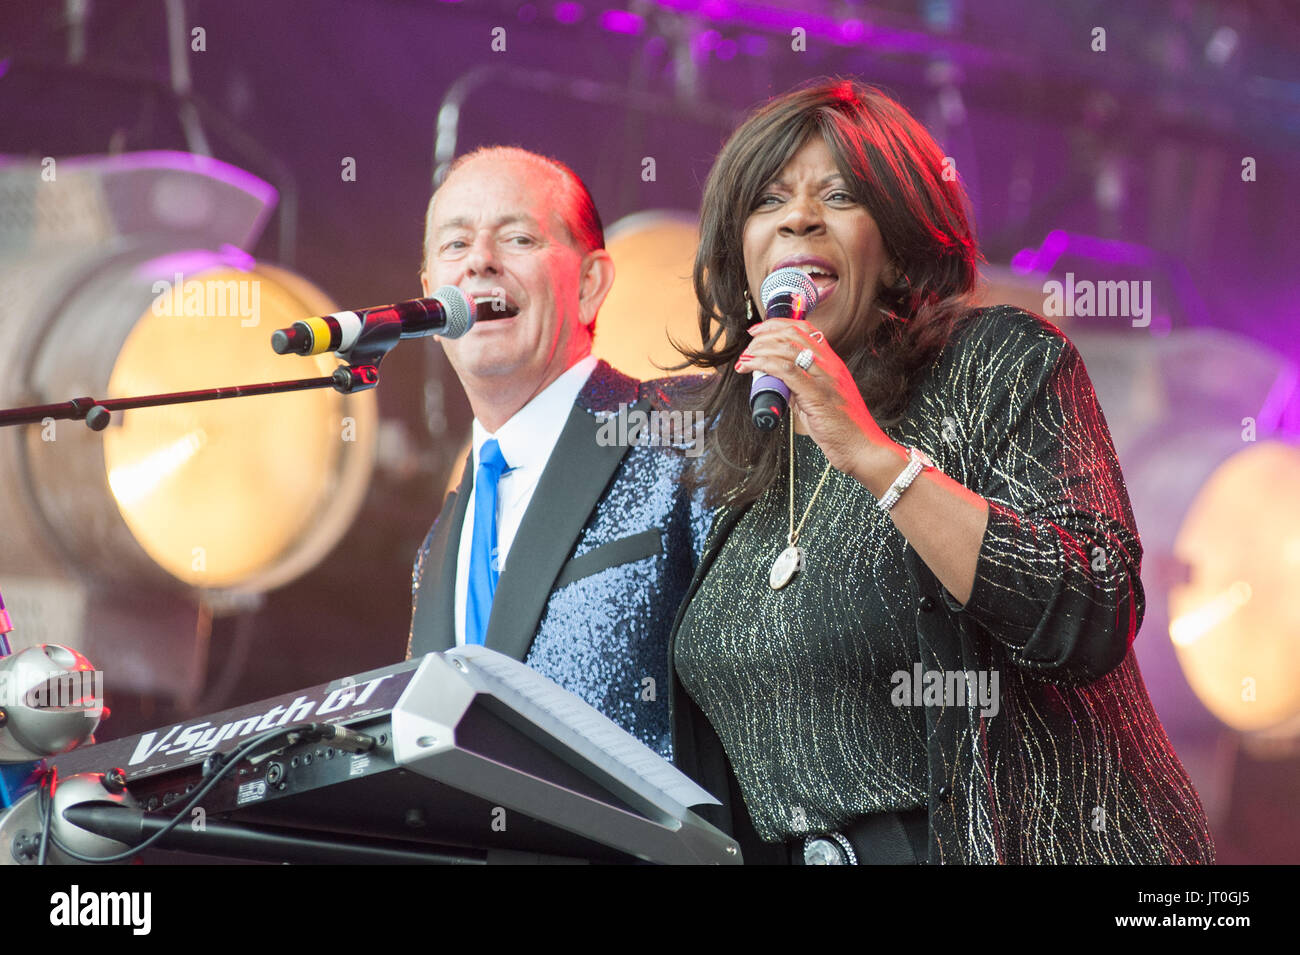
670, 78, 1215, 865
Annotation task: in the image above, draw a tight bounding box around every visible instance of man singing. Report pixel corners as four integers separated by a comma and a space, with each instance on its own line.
406, 146, 707, 759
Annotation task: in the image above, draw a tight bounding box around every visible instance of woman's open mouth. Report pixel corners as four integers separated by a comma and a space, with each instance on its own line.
773, 258, 840, 307
797, 268, 838, 306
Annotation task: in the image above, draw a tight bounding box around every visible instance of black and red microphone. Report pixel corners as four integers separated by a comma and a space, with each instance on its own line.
271, 286, 506, 361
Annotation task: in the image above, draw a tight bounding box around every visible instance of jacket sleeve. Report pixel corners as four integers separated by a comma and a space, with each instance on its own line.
939, 328, 1144, 683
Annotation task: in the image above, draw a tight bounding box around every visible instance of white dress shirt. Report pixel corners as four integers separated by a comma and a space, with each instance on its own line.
453, 354, 599, 646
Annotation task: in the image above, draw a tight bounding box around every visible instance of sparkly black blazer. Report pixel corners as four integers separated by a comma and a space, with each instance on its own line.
669, 306, 1217, 864
407, 360, 709, 759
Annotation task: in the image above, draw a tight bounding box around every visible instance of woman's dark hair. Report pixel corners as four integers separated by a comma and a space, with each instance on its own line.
678, 78, 980, 508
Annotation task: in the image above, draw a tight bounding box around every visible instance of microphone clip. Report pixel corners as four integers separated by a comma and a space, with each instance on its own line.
331, 364, 380, 394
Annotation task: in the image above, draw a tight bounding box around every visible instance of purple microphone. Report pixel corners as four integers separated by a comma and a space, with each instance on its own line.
749, 267, 820, 430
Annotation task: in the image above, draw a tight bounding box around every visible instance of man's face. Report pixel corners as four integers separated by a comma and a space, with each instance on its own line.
422, 155, 602, 392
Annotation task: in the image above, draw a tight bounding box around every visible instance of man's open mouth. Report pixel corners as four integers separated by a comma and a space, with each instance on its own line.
469, 293, 520, 319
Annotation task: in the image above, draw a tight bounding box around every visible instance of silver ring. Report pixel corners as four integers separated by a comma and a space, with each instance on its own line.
794, 348, 815, 371
808, 330, 826, 343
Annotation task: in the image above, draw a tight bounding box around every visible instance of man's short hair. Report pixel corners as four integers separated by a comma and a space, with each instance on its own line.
421, 146, 604, 273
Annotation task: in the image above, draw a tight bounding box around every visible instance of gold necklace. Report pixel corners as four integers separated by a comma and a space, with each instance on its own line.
769, 416, 833, 589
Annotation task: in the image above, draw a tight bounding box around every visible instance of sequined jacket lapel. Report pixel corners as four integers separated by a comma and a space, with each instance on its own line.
408, 360, 644, 659
481, 363, 645, 660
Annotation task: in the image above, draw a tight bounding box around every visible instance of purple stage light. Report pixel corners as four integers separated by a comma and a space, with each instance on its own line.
1257, 364, 1300, 437
1013, 230, 1157, 272
1011, 230, 1070, 273
692, 29, 722, 62
601, 10, 644, 35
555, 2, 584, 24
840, 19, 866, 43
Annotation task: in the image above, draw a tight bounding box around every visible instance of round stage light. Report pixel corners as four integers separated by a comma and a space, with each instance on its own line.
9, 255, 378, 594
101, 263, 375, 590
0, 153, 376, 598
1168, 441, 1300, 735
593, 211, 710, 380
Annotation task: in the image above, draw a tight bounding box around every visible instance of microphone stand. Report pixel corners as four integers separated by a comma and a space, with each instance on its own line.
0, 363, 379, 432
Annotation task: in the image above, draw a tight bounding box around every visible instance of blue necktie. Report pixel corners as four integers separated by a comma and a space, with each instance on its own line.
466, 438, 510, 646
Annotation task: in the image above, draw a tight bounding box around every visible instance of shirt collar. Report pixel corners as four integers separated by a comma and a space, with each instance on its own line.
470, 354, 598, 475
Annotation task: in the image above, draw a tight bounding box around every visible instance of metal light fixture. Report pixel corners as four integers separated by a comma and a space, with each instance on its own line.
0, 151, 376, 699
1167, 441, 1300, 736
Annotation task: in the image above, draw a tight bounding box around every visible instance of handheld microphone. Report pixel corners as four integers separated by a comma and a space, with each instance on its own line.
270, 286, 476, 360
749, 268, 820, 430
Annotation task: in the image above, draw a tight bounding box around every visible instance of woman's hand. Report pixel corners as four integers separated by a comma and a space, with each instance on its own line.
736, 317, 904, 485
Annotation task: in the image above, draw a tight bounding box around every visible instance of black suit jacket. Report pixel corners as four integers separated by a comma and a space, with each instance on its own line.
407, 360, 709, 758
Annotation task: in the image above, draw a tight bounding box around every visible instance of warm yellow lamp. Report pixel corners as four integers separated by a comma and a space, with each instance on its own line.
1168, 441, 1300, 735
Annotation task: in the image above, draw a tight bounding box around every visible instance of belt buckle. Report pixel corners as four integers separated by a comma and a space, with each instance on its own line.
802, 831, 858, 865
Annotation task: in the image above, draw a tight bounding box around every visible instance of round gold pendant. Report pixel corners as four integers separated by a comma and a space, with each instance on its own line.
769, 545, 803, 590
